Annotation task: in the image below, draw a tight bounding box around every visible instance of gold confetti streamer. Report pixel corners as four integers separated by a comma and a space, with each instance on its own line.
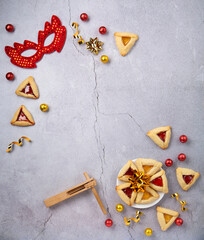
7, 136, 31, 153
171, 193, 187, 211
71, 22, 85, 45
124, 211, 143, 226
128, 170, 150, 193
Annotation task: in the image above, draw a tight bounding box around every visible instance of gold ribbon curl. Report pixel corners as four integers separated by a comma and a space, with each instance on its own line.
71, 22, 85, 45
124, 211, 143, 226
7, 136, 31, 152
128, 170, 150, 193
171, 193, 187, 211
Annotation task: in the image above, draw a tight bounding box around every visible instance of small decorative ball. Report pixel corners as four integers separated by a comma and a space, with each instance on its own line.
101, 55, 109, 63
105, 219, 113, 227
5, 24, 14, 32
180, 135, 188, 143
99, 26, 107, 35
6, 72, 14, 80
80, 13, 88, 21
116, 204, 124, 212
165, 159, 173, 167
178, 153, 186, 161
40, 104, 48, 112
145, 228, 153, 236
175, 218, 183, 226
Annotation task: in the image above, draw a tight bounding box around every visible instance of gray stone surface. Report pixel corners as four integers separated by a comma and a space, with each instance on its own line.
0, 0, 204, 239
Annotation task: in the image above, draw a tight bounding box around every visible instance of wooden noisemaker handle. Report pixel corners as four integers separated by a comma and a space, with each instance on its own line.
83, 172, 107, 215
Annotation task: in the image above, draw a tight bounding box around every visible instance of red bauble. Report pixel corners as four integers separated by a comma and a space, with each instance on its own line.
5, 24, 14, 32
99, 26, 107, 35
6, 72, 14, 80
105, 219, 113, 227
180, 135, 188, 143
175, 218, 183, 226
165, 159, 173, 167
178, 153, 186, 161
80, 13, 88, 21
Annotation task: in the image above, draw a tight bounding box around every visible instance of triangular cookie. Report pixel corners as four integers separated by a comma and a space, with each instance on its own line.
147, 126, 171, 149
15, 76, 39, 99
157, 207, 179, 231
135, 186, 159, 204
117, 160, 137, 182
115, 182, 137, 206
114, 32, 139, 56
149, 170, 168, 193
135, 158, 162, 176
11, 105, 35, 126
176, 167, 200, 191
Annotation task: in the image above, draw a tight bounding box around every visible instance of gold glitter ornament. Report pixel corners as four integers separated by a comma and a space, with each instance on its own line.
86, 37, 103, 55
40, 104, 48, 112
145, 228, 153, 236
116, 204, 124, 212
101, 55, 109, 63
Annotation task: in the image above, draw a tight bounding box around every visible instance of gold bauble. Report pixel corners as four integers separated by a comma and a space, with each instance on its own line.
101, 55, 109, 63
40, 104, 48, 112
116, 204, 124, 212
145, 228, 153, 236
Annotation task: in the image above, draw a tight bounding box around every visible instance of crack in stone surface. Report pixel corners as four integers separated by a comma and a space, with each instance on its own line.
91, 56, 110, 216
127, 228, 134, 240
99, 111, 146, 134
67, 0, 110, 216
175, 231, 179, 240
115, 211, 135, 239
33, 213, 52, 240
67, 0, 85, 56
34, 0, 38, 10
67, 0, 71, 29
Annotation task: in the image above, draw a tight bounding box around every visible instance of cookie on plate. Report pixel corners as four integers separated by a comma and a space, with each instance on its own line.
116, 183, 137, 206
149, 170, 168, 193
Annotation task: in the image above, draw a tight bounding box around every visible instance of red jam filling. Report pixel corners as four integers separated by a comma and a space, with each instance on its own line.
21, 84, 34, 95
17, 109, 29, 121
150, 176, 163, 186
125, 168, 134, 175
183, 175, 194, 184
157, 131, 166, 142
122, 188, 133, 198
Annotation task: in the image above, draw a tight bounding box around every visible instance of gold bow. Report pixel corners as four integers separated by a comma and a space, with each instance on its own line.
171, 193, 187, 211
86, 37, 103, 55
124, 211, 143, 226
128, 170, 150, 193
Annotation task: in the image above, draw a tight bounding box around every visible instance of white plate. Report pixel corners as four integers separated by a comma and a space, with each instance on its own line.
116, 159, 164, 209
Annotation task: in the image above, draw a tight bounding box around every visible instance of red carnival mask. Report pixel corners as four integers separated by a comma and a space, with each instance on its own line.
5, 15, 66, 68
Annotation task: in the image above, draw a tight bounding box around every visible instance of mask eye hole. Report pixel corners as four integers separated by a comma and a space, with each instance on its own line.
44, 33, 55, 47
21, 49, 37, 57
